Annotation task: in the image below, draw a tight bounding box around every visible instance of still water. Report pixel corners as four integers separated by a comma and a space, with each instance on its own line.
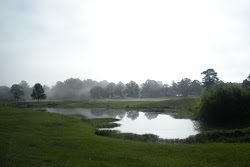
44, 108, 199, 139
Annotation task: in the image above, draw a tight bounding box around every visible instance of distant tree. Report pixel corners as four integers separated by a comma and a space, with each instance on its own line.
0, 86, 13, 101
90, 86, 106, 98
19, 80, 32, 101
177, 78, 191, 96
115, 81, 126, 97
125, 81, 140, 98
105, 82, 116, 98
98, 80, 109, 87
201, 69, 219, 91
83, 79, 98, 87
242, 74, 250, 89
10, 84, 24, 101
189, 80, 202, 96
141, 80, 161, 98
19, 80, 29, 89
50, 81, 66, 100
81, 79, 99, 98
165, 87, 177, 96
43, 85, 51, 99
64, 78, 84, 99
164, 81, 178, 97
49, 78, 109, 100
43, 85, 51, 92
31, 83, 46, 101
50, 78, 93, 100
224, 82, 241, 87
171, 81, 178, 93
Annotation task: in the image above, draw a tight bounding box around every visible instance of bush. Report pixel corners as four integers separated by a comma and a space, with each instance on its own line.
184, 128, 250, 143
196, 84, 250, 124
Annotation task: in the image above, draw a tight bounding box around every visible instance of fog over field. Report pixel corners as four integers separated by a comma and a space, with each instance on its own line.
0, 0, 250, 87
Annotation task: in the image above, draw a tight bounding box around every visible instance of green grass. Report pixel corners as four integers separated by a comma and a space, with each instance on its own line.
1, 107, 250, 167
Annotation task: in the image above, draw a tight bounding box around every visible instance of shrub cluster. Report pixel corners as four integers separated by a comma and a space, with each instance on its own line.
196, 84, 250, 124
185, 128, 250, 143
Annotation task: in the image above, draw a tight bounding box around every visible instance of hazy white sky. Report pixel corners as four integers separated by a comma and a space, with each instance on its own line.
1, 0, 249, 87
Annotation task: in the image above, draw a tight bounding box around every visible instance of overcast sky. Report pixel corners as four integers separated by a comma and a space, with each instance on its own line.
1, 0, 249, 87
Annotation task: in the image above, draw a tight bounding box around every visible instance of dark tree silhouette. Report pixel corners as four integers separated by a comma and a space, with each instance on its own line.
201, 69, 219, 91
242, 74, 250, 89
10, 84, 24, 101
31, 83, 46, 101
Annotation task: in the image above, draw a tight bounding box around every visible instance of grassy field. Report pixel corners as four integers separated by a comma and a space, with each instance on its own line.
1, 106, 250, 167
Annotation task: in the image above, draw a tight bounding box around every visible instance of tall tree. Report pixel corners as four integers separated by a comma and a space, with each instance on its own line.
10, 84, 24, 101
201, 69, 219, 91
31, 83, 46, 101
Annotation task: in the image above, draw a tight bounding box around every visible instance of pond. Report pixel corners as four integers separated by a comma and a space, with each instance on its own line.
43, 108, 200, 139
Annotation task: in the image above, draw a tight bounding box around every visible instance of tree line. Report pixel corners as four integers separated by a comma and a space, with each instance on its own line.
0, 69, 249, 101
0, 78, 202, 101
8, 83, 46, 101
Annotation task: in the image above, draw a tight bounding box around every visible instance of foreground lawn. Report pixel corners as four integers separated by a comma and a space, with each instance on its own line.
0, 107, 250, 167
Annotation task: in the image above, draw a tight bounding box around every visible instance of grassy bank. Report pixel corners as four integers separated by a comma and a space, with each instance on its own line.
1, 107, 250, 167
